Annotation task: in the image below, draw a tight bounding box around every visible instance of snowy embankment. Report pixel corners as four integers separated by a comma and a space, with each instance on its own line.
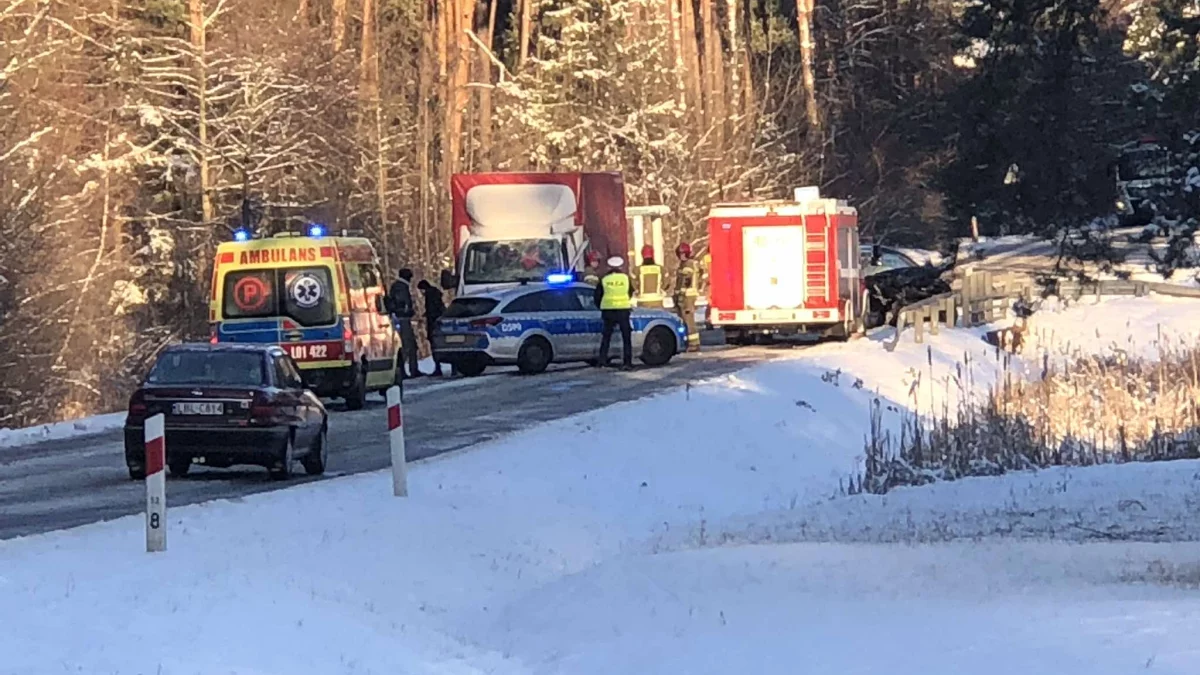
3, 297, 1200, 674
0, 412, 125, 450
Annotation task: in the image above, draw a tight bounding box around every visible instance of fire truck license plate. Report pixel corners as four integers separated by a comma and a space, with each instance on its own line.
285, 342, 339, 362
757, 310, 795, 321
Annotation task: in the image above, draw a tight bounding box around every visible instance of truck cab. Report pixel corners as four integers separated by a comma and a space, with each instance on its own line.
447, 172, 629, 296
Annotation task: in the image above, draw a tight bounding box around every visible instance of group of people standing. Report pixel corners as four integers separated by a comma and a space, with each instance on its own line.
385, 242, 705, 378
385, 268, 449, 379
590, 241, 705, 369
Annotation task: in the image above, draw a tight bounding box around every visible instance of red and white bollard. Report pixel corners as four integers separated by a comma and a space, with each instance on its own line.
144, 413, 167, 552
387, 385, 407, 497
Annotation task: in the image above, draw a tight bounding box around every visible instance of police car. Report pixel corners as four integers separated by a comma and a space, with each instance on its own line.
433, 277, 688, 376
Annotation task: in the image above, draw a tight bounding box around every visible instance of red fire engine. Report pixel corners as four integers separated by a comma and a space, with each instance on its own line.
706, 187, 864, 343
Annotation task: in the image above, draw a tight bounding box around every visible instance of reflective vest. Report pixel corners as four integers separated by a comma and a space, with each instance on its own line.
675, 260, 700, 298
638, 264, 663, 299
600, 273, 633, 310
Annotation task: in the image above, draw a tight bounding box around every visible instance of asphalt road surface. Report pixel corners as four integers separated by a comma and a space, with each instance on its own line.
0, 348, 777, 540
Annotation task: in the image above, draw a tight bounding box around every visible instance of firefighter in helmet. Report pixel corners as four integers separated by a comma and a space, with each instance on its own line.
673, 241, 702, 352
636, 244, 664, 309
582, 250, 603, 286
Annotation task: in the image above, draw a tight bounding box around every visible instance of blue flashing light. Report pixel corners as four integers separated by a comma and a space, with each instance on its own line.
545, 272, 573, 286
308, 224, 326, 238
233, 229, 250, 242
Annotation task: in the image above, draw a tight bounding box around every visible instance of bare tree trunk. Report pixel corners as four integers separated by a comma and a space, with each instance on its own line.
189, 0, 212, 224
699, 0, 725, 143
446, 0, 474, 178
668, 0, 687, 110
727, 0, 740, 116
359, 0, 392, 260
517, 0, 532, 68
297, 0, 310, 24
437, 0, 452, 259
333, 0, 347, 50
360, 0, 378, 88
679, 0, 703, 126
741, 0, 755, 115
477, 0, 497, 170
419, 0, 434, 262
795, 0, 820, 132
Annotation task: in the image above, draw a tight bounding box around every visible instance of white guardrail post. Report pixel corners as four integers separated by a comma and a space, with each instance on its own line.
387, 385, 408, 497
145, 413, 166, 553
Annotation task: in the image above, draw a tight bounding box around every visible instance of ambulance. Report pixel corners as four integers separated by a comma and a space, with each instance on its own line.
209, 227, 400, 409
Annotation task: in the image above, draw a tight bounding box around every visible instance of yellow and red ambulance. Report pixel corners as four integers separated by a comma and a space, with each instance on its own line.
209, 229, 400, 409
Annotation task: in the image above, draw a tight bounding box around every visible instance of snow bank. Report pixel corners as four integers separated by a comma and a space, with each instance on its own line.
0, 411, 125, 450
4, 297, 1200, 674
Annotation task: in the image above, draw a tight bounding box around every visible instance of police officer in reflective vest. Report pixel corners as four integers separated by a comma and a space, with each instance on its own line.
673, 242, 702, 352
593, 256, 635, 369
636, 245, 664, 309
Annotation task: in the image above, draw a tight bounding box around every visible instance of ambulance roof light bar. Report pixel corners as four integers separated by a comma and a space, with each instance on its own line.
233, 229, 250, 242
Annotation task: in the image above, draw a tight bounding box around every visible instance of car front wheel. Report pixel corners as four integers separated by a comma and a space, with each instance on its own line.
301, 425, 328, 476
640, 326, 677, 366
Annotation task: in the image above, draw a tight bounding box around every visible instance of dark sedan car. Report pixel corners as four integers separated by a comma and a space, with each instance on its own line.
124, 343, 328, 480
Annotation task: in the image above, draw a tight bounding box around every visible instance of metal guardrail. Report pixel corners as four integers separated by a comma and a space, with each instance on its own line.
887, 271, 1200, 349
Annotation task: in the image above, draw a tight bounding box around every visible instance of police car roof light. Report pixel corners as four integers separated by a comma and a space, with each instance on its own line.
545, 272, 573, 286
233, 229, 250, 242
308, 224, 326, 238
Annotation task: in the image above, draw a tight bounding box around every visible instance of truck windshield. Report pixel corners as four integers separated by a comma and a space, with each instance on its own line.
1118, 147, 1172, 181
462, 239, 564, 285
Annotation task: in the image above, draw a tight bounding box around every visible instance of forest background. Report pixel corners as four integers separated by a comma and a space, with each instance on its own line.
0, 0, 1196, 425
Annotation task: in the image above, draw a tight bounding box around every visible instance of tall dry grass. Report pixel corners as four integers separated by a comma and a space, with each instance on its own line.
859, 338, 1200, 495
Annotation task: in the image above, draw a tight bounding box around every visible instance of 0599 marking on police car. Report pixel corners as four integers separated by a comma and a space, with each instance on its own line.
499, 322, 522, 333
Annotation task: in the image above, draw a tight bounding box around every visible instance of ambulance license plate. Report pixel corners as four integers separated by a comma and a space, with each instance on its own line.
284, 341, 340, 362
173, 402, 223, 416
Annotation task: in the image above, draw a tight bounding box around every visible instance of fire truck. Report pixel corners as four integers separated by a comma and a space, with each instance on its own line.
706, 187, 865, 343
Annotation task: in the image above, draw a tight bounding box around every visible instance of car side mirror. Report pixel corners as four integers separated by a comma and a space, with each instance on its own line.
440, 269, 457, 290
374, 295, 388, 314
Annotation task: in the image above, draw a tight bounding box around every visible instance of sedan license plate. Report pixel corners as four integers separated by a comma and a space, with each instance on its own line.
445, 335, 466, 344
172, 401, 223, 416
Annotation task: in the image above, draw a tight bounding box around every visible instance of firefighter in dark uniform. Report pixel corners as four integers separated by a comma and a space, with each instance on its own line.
636, 245, 664, 309
594, 256, 635, 370
673, 242, 702, 352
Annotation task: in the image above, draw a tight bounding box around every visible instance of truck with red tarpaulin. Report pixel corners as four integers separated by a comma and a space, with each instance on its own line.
448, 172, 629, 296
706, 187, 864, 343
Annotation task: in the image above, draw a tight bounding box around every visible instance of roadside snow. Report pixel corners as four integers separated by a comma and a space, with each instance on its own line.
3, 297, 1200, 674
0, 412, 125, 450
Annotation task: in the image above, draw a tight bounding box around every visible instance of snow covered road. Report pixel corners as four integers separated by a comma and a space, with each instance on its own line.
3, 309, 1200, 674
0, 348, 778, 540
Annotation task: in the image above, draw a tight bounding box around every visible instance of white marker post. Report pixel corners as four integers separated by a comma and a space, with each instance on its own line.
387, 385, 407, 497
144, 413, 167, 553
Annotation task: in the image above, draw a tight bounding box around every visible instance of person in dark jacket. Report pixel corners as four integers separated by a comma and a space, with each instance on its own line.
594, 256, 635, 370
416, 279, 447, 376
387, 268, 422, 378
